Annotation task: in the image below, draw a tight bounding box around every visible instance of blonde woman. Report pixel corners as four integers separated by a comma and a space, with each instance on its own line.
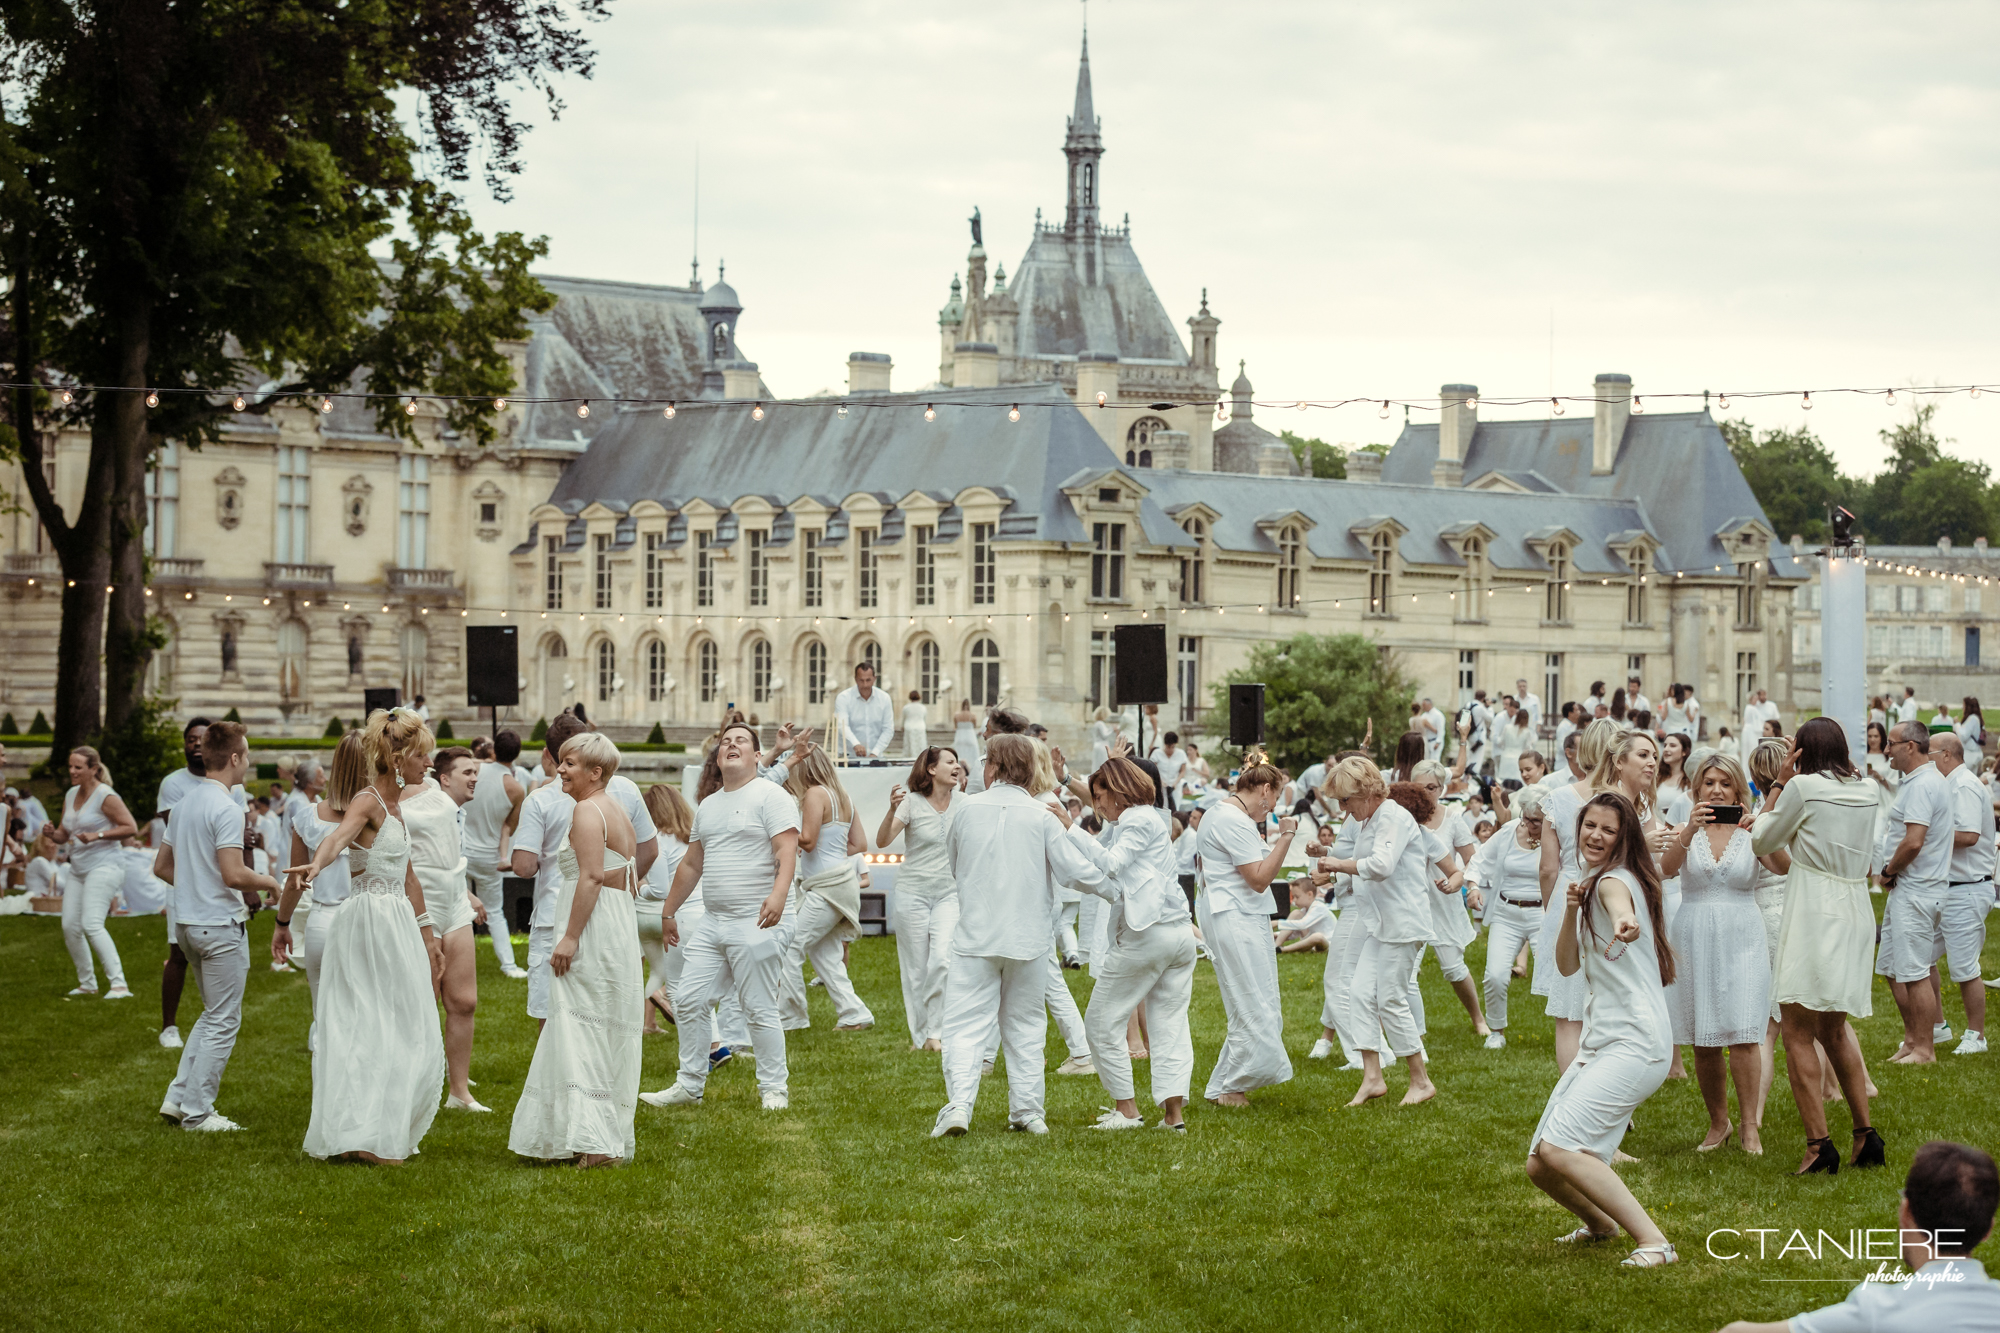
294, 709, 447, 1164
54, 746, 137, 998
272, 733, 366, 1048
1088, 706, 1118, 773
779, 746, 874, 1031
637, 783, 694, 1034
510, 732, 643, 1166
878, 746, 965, 1051
1535, 719, 1624, 1071
1657, 751, 1769, 1154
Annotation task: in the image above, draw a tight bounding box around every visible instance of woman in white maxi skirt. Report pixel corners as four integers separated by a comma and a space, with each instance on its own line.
1063, 757, 1197, 1130
878, 747, 964, 1051
294, 712, 447, 1165
510, 733, 643, 1167
1411, 760, 1488, 1037
1525, 791, 1678, 1268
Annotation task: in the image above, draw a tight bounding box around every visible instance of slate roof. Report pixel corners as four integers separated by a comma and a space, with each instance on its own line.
1007, 229, 1189, 364
1381, 410, 1808, 579
540, 382, 1194, 549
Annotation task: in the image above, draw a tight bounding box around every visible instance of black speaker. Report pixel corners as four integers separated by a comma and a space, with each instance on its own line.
1112, 622, 1169, 705
466, 624, 520, 707
1228, 683, 1265, 747
362, 686, 401, 716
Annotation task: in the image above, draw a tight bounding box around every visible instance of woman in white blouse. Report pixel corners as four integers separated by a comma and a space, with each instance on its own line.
1492, 702, 1535, 785
878, 746, 965, 1051
53, 746, 138, 998
1321, 757, 1440, 1108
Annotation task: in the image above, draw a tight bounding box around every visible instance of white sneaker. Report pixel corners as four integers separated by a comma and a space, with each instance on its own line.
1336, 1059, 1365, 1072
931, 1104, 971, 1138
444, 1094, 493, 1112
980, 1059, 996, 1075
1484, 1033, 1507, 1050
159, 1099, 185, 1124
1955, 1030, 1988, 1055
500, 965, 529, 979
1934, 1022, 1954, 1043
159, 1025, 184, 1050
1988, 977, 2000, 989
639, 1084, 701, 1107
1307, 1038, 1335, 1060
1155, 1118, 1187, 1132
1055, 1055, 1095, 1076
1091, 1108, 1144, 1131
103, 985, 133, 1000
761, 1092, 789, 1111
270, 960, 292, 973
66, 985, 98, 998
1007, 1116, 1050, 1135
184, 1112, 244, 1132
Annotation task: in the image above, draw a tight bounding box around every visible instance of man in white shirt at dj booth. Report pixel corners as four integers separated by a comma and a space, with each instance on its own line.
834, 662, 896, 760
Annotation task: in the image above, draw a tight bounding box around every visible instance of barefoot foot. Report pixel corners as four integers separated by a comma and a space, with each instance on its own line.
1345, 1080, 1388, 1108
1400, 1080, 1437, 1106
1208, 1092, 1251, 1108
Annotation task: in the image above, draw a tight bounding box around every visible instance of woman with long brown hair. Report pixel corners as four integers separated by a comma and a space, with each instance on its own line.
779, 745, 872, 1031
1389, 730, 1426, 785
879, 745, 966, 1051
1534, 718, 1623, 1071
1526, 791, 1678, 1267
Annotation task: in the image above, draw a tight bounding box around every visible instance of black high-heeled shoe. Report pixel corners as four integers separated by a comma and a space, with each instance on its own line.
1851, 1126, 1887, 1169
1796, 1136, 1840, 1176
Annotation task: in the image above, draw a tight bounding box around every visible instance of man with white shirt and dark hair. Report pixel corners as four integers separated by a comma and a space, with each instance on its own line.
1624, 674, 1652, 719
1926, 732, 1990, 1055
932, 732, 1111, 1137
1418, 697, 1445, 763
1881, 720, 1959, 1064
154, 722, 277, 1132
154, 716, 248, 1051
1898, 687, 1921, 726
834, 663, 895, 760
1149, 731, 1189, 795
1515, 679, 1544, 735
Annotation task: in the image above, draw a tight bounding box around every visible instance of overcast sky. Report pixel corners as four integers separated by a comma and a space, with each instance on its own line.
452, 0, 2000, 483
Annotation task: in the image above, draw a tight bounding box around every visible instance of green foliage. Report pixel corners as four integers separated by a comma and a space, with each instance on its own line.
1856, 405, 1995, 546
529, 717, 548, 743
89, 695, 184, 824
1279, 431, 1346, 479
222, 707, 242, 723
1210, 633, 1414, 776
1720, 419, 1850, 543
646, 721, 666, 744
0, 713, 14, 734
435, 718, 455, 740
30, 711, 49, 734
323, 717, 344, 738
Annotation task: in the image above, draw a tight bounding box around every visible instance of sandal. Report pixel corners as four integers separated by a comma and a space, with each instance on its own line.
1556, 1227, 1617, 1244
1621, 1242, 1678, 1268
646, 989, 675, 1025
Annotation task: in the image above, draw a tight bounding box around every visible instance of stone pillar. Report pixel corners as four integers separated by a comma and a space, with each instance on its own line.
1074, 352, 1121, 451
846, 352, 892, 394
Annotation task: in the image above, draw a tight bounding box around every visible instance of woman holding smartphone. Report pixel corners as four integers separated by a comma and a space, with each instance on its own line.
1525, 791, 1678, 1267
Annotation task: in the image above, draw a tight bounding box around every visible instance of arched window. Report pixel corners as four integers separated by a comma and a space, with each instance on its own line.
1459, 537, 1486, 619
595, 638, 616, 703
1139, 449, 1151, 468
1545, 543, 1572, 623
917, 640, 940, 703
1276, 525, 1303, 609
400, 623, 428, 702
1082, 162, 1093, 205
751, 637, 773, 703
854, 637, 882, 683
1368, 532, 1394, 614
712, 322, 730, 359
646, 639, 669, 702
697, 639, 719, 704
1126, 416, 1168, 468
805, 639, 828, 705
969, 637, 1001, 706
277, 620, 308, 702
1180, 517, 1205, 604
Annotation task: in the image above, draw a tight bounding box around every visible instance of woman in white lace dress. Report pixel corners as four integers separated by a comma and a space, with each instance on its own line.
509, 732, 642, 1168
1658, 752, 1769, 1156
294, 710, 447, 1165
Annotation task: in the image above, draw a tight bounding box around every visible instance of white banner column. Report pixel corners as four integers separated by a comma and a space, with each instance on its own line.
1820, 551, 1867, 769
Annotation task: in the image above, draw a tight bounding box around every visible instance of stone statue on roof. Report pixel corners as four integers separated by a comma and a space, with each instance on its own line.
969, 206, 982, 246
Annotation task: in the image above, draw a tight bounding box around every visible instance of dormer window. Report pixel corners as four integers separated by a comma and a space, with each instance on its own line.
1276, 525, 1303, 609
1092, 522, 1125, 600
1368, 531, 1394, 615
712, 323, 730, 358
1544, 542, 1572, 623
1459, 537, 1486, 618
1626, 549, 1651, 625
1180, 517, 1206, 604
1736, 561, 1761, 629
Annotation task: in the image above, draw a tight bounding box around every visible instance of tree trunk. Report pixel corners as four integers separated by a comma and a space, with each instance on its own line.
46, 414, 114, 757
102, 297, 154, 735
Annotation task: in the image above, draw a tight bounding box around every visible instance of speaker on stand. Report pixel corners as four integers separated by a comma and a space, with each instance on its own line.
1112, 623, 1169, 755
466, 624, 521, 737
1228, 683, 1266, 749
362, 687, 401, 717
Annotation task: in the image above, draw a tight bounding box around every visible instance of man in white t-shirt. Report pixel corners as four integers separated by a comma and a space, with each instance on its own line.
1515, 679, 1544, 734
464, 730, 529, 978
1419, 698, 1446, 763
1928, 733, 1990, 1055
1882, 721, 1958, 1063
510, 735, 577, 1025
154, 716, 248, 1051
1149, 731, 1190, 794
154, 722, 276, 1132
1898, 687, 1921, 725
646, 720, 802, 1111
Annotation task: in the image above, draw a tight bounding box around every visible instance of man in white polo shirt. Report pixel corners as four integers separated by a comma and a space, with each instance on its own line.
1881, 721, 1959, 1063
154, 722, 277, 1131
1928, 733, 1990, 1055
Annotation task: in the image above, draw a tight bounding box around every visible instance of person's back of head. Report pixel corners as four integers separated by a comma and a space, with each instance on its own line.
543, 711, 588, 761
493, 730, 522, 766
1906, 1141, 1999, 1256
988, 707, 1031, 736
985, 732, 1036, 787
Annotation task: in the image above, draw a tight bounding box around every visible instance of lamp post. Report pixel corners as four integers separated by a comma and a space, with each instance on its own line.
1822, 506, 1866, 769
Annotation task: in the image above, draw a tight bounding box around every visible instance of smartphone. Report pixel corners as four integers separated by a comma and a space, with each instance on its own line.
1708, 804, 1744, 825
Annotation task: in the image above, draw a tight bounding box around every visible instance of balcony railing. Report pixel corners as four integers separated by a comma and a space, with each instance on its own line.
152, 557, 206, 582
3, 551, 59, 580
265, 562, 335, 587
388, 567, 456, 592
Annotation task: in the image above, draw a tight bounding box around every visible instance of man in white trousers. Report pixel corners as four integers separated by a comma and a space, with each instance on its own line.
933, 733, 1110, 1137
647, 721, 801, 1111
154, 722, 277, 1131
1196, 762, 1298, 1106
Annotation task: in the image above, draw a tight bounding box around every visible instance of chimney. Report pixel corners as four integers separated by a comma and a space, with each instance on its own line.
1075, 351, 1121, 450
953, 342, 999, 389
846, 352, 892, 394
721, 361, 761, 400
1345, 447, 1382, 483
1592, 373, 1631, 475
1434, 383, 1477, 488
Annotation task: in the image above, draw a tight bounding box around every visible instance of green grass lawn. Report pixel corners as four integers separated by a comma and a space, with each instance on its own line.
2, 905, 1995, 1333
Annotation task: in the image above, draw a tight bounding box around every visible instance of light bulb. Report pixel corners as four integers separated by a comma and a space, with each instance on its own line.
1378, 400, 1390, 418
495, 397, 508, 411
1632, 396, 1644, 414
835, 404, 846, 418
1886, 389, 1897, 406
752, 404, 765, 421
405, 398, 418, 416
1718, 393, 1729, 409
577, 401, 590, 418
1095, 391, 1107, 406
1009, 405, 1020, 422
319, 397, 334, 413
1466, 395, 1478, 410
1553, 398, 1565, 416
145, 391, 159, 408
1296, 400, 1307, 412
232, 395, 246, 411
924, 404, 936, 422
1802, 391, 1812, 410
1973, 385, 1983, 399
59, 388, 73, 405
664, 402, 677, 418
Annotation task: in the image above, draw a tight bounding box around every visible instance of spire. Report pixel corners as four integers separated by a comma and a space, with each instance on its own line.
1062, 19, 1104, 235
1070, 25, 1096, 135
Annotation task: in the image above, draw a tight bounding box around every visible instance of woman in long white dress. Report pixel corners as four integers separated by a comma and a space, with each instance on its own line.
637, 783, 693, 1034
878, 746, 964, 1051
273, 733, 366, 1051
1534, 719, 1624, 1072
401, 748, 488, 1112
53, 746, 137, 999
1658, 752, 1769, 1156
901, 691, 929, 759
510, 732, 642, 1168
1492, 704, 1534, 785
1956, 696, 1983, 769
294, 710, 447, 1165
1525, 790, 1678, 1267
951, 701, 980, 775
1087, 706, 1118, 774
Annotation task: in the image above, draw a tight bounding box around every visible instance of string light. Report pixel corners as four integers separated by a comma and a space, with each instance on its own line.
924, 404, 936, 422
1552, 398, 1565, 416
1886, 389, 1897, 406
1718, 393, 1730, 409
59, 388, 73, 405
664, 402, 676, 419
319, 397, 334, 414
1632, 396, 1644, 414
577, 401, 590, 419
1802, 391, 1813, 410
145, 391, 159, 408
1378, 401, 1390, 418
404, 398, 419, 416
752, 404, 765, 421
1009, 406, 1020, 422
231, 395, 246, 411
1095, 391, 1108, 406
834, 404, 846, 419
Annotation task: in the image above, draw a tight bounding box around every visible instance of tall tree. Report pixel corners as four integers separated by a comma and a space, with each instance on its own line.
1719, 418, 1851, 544
0, 0, 600, 758
1856, 403, 1994, 545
